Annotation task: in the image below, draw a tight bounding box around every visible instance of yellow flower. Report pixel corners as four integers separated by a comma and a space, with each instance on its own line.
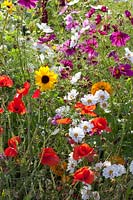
35, 66, 58, 91
91, 81, 112, 95
3, 1, 15, 14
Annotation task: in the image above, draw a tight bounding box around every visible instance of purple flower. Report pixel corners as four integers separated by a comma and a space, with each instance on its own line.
60, 59, 73, 69
95, 14, 102, 25
38, 34, 56, 43
109, 64, 133, 78
108, 50, 119, 62
18, 0, 38, 9
101, 6, 108, 12
65, 14, 79, 31
109, 67, 121, 79
125, 10, 131, 18
85, 8, 95, 18
58, 40, 76, 56
51, 114, 62, 125
59, 68, 70, 79
119, 64, 133, 76
110, 31, 130, 47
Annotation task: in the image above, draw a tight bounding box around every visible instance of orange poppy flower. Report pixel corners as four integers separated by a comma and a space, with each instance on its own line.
7, 96, 26, 115
4, 146, 18, 157
56, 118, 72, 124
8, 136, 21, 149
17, 81, 30, 96
0, 75, 13, 87
73, 166, 95, 185
73, 143, 95, 161
39, 147, 60, 166
75, 102, 97, 116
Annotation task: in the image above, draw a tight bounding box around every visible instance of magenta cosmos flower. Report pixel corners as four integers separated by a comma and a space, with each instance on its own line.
109, 64, 133, 79
110, 31, 130, 47
18, 0, 38, 9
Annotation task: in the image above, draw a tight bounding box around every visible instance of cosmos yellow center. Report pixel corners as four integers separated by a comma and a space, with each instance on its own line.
41, 75, 49, 84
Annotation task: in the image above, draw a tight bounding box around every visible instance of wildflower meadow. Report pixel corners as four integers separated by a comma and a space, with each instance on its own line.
0, 0, 133, 199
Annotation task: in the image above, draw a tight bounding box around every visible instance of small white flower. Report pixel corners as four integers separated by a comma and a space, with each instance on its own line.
51, 128, 60, 135
69, 126, 85, 143
94, 90, 110, 103
64, 89, 79, 101
70, 29, 79, 48
81, 185, 92, 200
129, 160, 133, 175
36, 23, 53, 33
67, 0, 80, 6
125, 47, 133, 63
55, 105, 70, 115
103, 161, 111, 167
67, 152, 78, 173
92, 191, 100, 200
94, 162, 103, 171
81, 94, 97, 106
99, 101, 108, 110
79, 120, 94, 133
70, 72, 81, 84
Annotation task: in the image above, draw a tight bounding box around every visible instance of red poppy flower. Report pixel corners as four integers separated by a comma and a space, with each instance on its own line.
75, 102, 97, 116
73, 166, 95, 184
91, 117, 111, 133
0, 108, 4, 114
4, 146, 18, 157
17, 81, 30, 96
56, 118, 72, 125
8, 136, 21, 148
0, 75, 13, 87
7, 96, 26, 115
32, 89, 41, 98
73, 143, 95, 161
39, 147, 60, 166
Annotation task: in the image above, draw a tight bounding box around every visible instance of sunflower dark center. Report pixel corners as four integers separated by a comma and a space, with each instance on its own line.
41, 76, 49, 84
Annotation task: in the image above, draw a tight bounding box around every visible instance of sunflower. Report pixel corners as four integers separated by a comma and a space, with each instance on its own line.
91, 81, 112, 95
35, 66, 58, 91
3, 1, 15, 14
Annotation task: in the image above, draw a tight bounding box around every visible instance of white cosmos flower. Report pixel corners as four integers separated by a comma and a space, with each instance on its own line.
69, 126, 85, 143
79, 120, 94, 133
70, 72, 81, 84
36, 23, 53, 33
70, 29, 79, 48
94, 90, 110, 103
64, 89, 79, 101
81, 94, 97, 106
125, 47, 133, 63
99, 101, 108, 110
67, 0, 80, 6
55, 105, 70, 115
103, 164, 126, 179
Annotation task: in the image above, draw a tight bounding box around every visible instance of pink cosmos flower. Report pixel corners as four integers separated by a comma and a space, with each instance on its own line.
18, 0, 38, 9
110, 31, 130, 47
